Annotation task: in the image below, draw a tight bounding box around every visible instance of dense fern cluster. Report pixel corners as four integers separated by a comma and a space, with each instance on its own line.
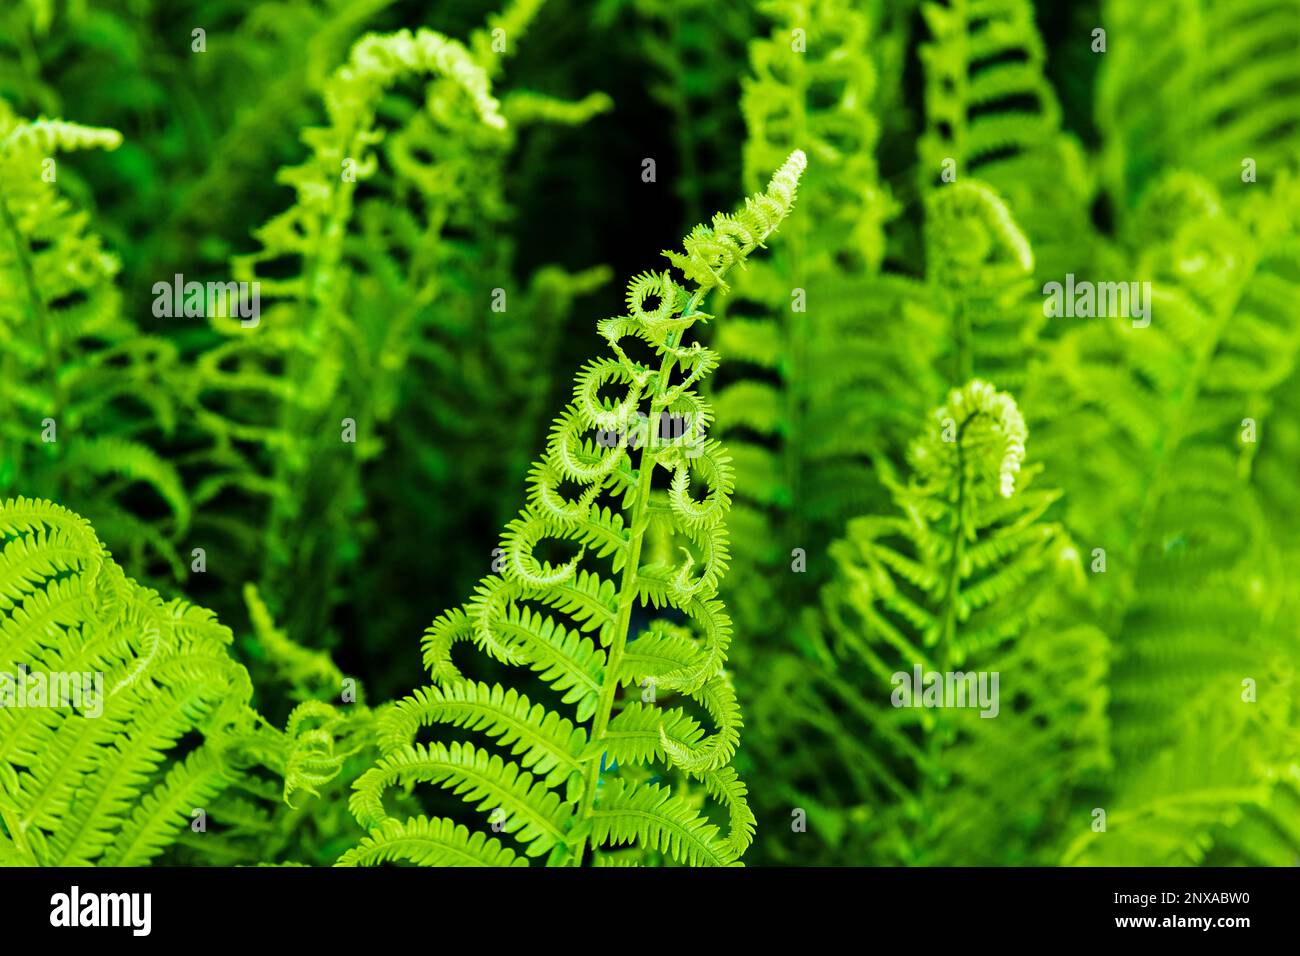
2, 0, 1300, 868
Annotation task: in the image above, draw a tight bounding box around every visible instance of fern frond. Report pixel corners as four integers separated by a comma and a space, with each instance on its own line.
760, 382, 1109, 865
182, 26, 509, 648
0, 498, 252, 865
0, 497, 371, 866
0, 99, 185, 580
1096, 0, 1300, 206
918, 0, 1096, 279
1063, 675, 1298, 866
342, 152, 807, 866
1027, 172, 1300, 767
714, 0, 904, 656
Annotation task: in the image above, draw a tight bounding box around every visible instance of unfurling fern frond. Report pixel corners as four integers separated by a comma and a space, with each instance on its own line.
352, 3, 615, 655
182, 27, 507, 647
918, 0, 1096, 280
754, 381, 1109, 865
341, 152, 807, 867
0, 100, 187, 580
717, 0, 1044, 601
921, 179, 1037, 389
186, 12, 612, 670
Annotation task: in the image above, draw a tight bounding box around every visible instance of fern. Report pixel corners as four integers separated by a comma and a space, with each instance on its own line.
918, 0, 1095, 280
0, 101, 188, 580
715, 0, 1045, 593
769, 381, 1109, 865
1063, 675, 1298, 866
0, 496, 371, 866
716, 6, 1064, 862
341, 150, 806, 867
351, 3, 616, 649
4, 0, 1300, 875
178, 26, 507, 646
1096, 0, 1300, 207
712, 0, 898, 636
1023, 170, 1300, 863
183, 11, 612, 667
0, 496, 254, 865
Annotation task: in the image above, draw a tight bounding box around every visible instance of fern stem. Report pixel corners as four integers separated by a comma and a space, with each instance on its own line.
783, 17, 810, 611
920, 408, 979, 855
571, 294, 700, 865
953, 297, 972, 386
0, 192, 65, 487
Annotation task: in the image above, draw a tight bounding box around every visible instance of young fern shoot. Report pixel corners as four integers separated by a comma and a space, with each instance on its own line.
0, 103, 188, 580
342, 151, 807, 867
759, 380, 1109, 865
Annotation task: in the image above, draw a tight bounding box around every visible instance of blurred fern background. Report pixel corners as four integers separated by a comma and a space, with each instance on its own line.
1, 0, 1299, 867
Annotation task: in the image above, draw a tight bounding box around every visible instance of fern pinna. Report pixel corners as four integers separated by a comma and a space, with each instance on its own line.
340, 151, 807, 867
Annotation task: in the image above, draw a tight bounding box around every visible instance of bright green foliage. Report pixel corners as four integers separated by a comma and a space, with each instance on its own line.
918, 0, 1095, 280
0, 103, 188, 578
4, 0, 1300, 873
0, 496, 370, 866
715, 0, 898, 636
715, 0, 1052, 615
1025, 171, 1300, 866
919, 180, 1037, 390
748, 382, 1109, 864
351, 5, 615, 646
716, 2, 1096, 864
181, 14, 609, 655
1062, 679, 1299, 866
1096, 0, 1300, 207
342, 152, 806, 867
181, 27, 506, 646
0, 495, 241, 866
